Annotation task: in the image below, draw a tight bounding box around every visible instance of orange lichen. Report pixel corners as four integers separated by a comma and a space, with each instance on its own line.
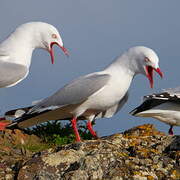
123, 124, 165, 138
171, 170, 180, 179
147, 175, 155, 180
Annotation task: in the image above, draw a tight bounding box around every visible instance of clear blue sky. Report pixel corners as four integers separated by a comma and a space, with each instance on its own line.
0, 1, 180, 135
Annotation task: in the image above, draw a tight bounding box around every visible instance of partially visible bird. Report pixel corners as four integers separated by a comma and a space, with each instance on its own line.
130, 87, 180, 135
4, 46, 163, 141
0, 21, 68, 88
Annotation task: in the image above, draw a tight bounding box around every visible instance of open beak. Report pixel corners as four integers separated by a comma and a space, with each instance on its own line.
49, 42, 69, 64
145, 66, 163, 88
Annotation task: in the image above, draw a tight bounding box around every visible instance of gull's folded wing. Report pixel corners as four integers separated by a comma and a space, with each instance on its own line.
7, 74, 110, 128
29, 73, 110, 113
0, 61, 28, 87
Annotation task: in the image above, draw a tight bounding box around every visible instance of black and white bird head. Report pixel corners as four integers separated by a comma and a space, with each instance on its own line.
127, 46, 163, 88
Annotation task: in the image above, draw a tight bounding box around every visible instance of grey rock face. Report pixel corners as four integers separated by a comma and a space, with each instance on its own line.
16, 124, 180, 180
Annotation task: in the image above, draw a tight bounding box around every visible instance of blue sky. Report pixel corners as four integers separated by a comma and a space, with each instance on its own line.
0, 1, 180, 135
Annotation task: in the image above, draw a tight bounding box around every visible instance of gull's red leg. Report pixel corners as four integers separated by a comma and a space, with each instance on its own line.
0, 117, 9, 130
0, 122, 9, 131
71, 117, 81, 142
168, 125, 174, 135
87, 120, 97, 138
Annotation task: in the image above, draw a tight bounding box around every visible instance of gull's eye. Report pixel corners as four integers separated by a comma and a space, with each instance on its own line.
144, 57, 150, 63
52, 34, 57, 39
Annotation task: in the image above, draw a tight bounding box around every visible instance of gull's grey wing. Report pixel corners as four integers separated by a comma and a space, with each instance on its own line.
95, 92, 129, 119
29, 74, 110, 113
0, 61, 28, 87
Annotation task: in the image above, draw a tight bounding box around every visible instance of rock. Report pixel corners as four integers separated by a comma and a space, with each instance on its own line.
0, 124, 180, 179
16, 124, 180, 179
0, 128, 48, 179
164, 136, 180, 152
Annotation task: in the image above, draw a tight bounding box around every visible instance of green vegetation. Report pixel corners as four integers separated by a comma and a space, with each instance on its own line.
27, 120, 94, 146
24, 143, 51, 152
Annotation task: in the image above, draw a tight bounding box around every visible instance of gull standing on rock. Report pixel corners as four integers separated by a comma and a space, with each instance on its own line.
5, 46, 163, 141
130, 87, 180, 135
0, 21, 69, 88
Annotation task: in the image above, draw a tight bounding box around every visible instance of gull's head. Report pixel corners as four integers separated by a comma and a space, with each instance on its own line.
35, 22, 69, 64
128, 46, 163, 88
16, 22, 69, 64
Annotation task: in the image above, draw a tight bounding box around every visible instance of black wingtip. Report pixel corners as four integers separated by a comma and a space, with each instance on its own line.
6, 122, 19, 129
129, 108, 138, 116
5, 106, 32, 118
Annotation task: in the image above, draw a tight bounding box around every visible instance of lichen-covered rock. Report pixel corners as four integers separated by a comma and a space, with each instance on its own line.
15, 124, 180, 180
0, 129, 47, 180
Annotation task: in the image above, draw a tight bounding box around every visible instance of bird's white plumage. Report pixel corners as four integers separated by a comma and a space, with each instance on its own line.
0, 22, 64, 87
7, 46, 162, 129
133, 102, 180, 126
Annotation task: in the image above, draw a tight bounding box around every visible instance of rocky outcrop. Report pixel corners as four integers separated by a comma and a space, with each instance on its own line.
0, 129, 48, 179
0, 124, 180, 179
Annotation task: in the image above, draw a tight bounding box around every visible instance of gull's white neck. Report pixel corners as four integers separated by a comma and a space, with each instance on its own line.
102, 51, 144, 96
0, 27, 40, 68
104, 53, 138, 78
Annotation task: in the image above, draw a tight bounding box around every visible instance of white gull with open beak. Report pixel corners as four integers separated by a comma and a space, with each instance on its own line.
0, 21, 68, 88
5, 46, 163, 141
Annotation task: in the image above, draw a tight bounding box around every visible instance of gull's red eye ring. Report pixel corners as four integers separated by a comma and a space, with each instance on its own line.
144, 57, 150, 62
52, 34, 57, 39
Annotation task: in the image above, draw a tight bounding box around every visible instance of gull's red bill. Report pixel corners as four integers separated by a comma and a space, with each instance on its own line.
146, 66, 163, 88
49, 42, 69, 64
